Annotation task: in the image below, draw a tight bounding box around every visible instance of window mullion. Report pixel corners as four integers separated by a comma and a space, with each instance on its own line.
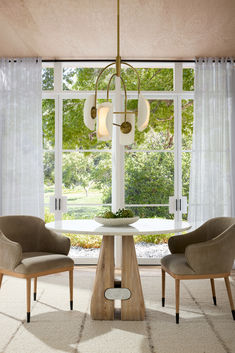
54, 63, 63, 221
174, 63, 183, 222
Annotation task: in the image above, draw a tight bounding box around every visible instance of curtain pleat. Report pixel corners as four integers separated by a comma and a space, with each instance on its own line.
0, 58, 44, 218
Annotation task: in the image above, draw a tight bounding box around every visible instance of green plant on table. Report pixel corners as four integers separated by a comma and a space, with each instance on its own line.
98, 208, 134, 218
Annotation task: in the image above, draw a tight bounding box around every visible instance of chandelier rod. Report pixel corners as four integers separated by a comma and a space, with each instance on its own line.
117, 0, 120, 58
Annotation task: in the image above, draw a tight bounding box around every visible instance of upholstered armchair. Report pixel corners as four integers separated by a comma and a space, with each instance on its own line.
0, 215, 74, 322
161, 217, 235, 324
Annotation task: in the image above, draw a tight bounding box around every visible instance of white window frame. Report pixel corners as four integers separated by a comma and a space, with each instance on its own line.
42, 61, 194, 265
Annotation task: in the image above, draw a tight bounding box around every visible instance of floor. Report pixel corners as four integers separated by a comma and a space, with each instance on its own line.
0, 267, 235, 353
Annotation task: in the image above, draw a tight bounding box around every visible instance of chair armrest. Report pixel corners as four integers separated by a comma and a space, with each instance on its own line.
168, 222, 208, 254
0, 231, 22, 270
41, 229, 71, 255
185, 224, 235, 274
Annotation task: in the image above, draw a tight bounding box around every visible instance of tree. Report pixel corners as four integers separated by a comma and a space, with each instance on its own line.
63, 153, 94, 196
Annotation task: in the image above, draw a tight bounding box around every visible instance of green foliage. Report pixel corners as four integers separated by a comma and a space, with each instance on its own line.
63, 67, 115, 91
98, 208, 134, 218
134, 233, 172, 244
183, 69, 194, 91
63, 153, 93, 193
182, 99, 194, 150
125, 152, 174, 218
121, 68, 173, 91
68, 234, 102, 248
42, 99, 55, 149
42, 68, 54, 90
43, 152, 54, 185
44, 208, 55, 223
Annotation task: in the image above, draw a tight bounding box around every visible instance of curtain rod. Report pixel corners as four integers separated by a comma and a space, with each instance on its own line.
42, 58, 233, 63
42, 59, 195, 63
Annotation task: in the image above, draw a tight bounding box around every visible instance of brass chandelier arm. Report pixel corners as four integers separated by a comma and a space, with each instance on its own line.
107, 73, 118, 101
94, 62, 116, 110
122, 62, 141, 95
113, 111, 136, 114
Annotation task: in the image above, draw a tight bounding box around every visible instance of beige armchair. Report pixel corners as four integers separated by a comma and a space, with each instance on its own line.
0, 215, 74, 322
161, 217, 235, 324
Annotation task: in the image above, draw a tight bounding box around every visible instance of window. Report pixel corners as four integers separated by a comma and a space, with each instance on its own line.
42, 62, 194, 264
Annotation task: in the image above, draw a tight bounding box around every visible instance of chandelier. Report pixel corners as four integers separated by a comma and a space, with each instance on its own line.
83, 0, 150, 145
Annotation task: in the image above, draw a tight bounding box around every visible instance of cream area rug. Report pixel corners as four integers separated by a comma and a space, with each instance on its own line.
0, 267, 235, 353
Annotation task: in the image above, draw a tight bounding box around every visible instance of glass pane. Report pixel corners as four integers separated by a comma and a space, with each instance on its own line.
62, 99, 111, 150
42, 68, 54, 90
182, 99, 194, 150
43, 150, 55, 204
63, 205, 107, 220
182, 152, 191, 201
63, 67, 115, 91
63, 206, 102, 258
121, 68, 174, 91
62, 152, 112, 206
42, 99, 55, 149
44, 207, 55, 223
125, 152, 174, 205
125, 206, 173, 219
127, 206, 172, 260
183, 68, 194, 91
126, 99, 174, 150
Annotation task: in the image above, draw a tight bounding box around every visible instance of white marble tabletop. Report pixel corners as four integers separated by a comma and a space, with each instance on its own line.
45, 218, 191, 236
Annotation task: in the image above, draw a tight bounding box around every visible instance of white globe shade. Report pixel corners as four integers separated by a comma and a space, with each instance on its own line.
96, 102, 113, 141
137, 94, 150, 132
84, 94, 96, 130
119, 113, 135, 146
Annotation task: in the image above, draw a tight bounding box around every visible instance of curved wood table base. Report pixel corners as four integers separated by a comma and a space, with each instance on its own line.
90, 235, 145, 321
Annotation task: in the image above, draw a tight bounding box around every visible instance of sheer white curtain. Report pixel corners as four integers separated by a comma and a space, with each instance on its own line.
189, 58, 235, 228
0, 58, 44, 218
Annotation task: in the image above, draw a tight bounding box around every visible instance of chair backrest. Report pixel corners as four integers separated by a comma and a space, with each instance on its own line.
0, 215, 45, 252
205, 217, 235, 241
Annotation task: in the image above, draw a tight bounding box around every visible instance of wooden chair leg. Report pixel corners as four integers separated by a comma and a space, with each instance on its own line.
224, 276, 235, 320
69, 269, 73, 310
33, 278, 37, 301
210, 278, 216, 305
0, 273, 3, 289
161, 268, 165, 307
26, 278, 31, 323
175, 279, 180, 324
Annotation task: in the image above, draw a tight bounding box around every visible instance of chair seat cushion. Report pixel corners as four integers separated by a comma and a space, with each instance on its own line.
14, 252, 74, 275
161, 254, 195, 276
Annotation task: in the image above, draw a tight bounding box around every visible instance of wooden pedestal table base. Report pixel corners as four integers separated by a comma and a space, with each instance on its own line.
46, 219, 190, 320
90, 236, 115, 320
90, 235, 145, 321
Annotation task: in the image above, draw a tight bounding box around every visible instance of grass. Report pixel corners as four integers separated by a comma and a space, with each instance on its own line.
44, 185, 103, 205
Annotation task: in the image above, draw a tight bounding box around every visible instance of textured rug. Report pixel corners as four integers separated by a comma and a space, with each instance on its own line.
0, 267, 235, 353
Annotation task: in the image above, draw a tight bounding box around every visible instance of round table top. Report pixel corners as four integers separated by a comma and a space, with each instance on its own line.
45, 218, 191, 236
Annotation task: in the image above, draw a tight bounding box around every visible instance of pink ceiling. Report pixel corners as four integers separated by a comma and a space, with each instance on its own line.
0, 0, 234, 60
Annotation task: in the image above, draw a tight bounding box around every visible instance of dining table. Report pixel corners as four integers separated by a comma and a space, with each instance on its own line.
46, 218, 191, 321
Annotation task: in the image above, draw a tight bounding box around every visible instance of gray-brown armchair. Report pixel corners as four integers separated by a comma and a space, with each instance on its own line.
161, 217, 235, 324
0, 215, 74, 322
